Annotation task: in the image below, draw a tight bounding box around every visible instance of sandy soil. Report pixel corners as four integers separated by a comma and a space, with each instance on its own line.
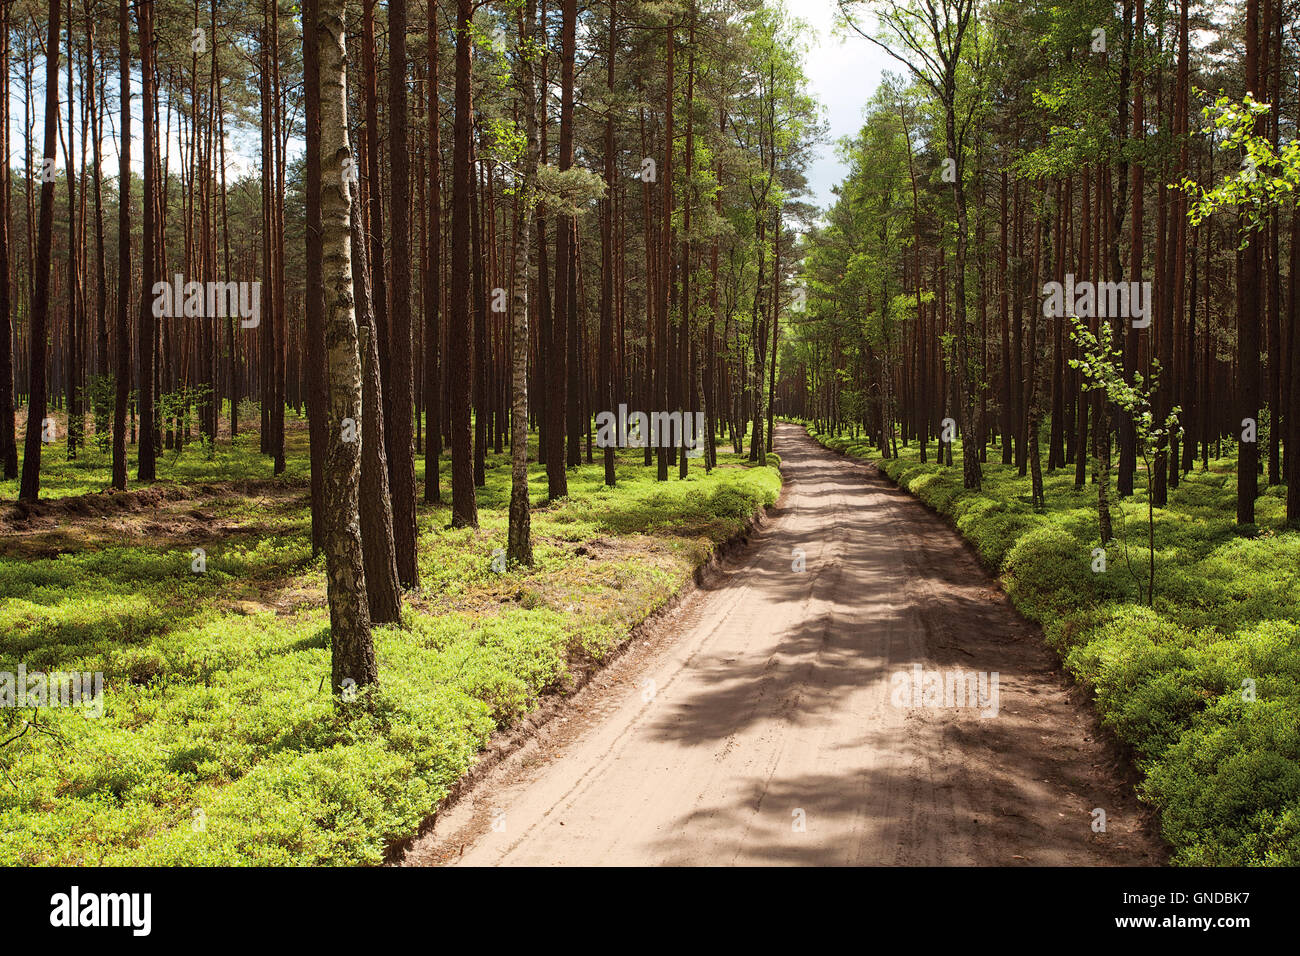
401, 422, 1165, 867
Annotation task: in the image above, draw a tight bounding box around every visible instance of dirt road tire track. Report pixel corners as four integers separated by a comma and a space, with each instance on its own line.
401, 423, 1164, 866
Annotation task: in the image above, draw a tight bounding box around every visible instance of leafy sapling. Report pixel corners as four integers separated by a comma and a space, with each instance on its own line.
1069, 318, 1180, 605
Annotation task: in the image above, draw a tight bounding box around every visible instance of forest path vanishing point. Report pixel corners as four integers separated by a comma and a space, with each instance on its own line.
404, 423, 1165, 867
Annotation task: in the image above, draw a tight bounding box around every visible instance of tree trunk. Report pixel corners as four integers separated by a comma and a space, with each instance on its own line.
449, 0, 478, 527
111, 0, 130, 490
507, 0, 540, 566
0, 0, 15, 480
387, 0, 419, 587
315, 0, 378, 695
352, 193, 403, 624
598, 0, 617, 487
304, 0, 328, 552
64, 0, 81, 462
18, 0, 61, 501
424, 0, 442, 504
1238, 0, 1261, 525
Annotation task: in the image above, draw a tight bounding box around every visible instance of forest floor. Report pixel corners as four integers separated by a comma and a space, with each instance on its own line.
403, 423, 1163, 866
0, 410, 780, 865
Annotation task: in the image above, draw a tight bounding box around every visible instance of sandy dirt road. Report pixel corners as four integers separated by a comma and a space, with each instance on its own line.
403, 423, 1163, 866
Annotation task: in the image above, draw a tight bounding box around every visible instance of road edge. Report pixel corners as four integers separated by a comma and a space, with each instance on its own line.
386, 461, 790, 865
793, 422, 1170, 862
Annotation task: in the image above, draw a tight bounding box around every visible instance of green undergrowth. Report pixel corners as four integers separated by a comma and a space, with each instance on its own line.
0, 421, 779, 865
802, 420, 1300, 866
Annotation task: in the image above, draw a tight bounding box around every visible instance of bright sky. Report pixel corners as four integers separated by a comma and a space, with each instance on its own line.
796, 0, 893, 213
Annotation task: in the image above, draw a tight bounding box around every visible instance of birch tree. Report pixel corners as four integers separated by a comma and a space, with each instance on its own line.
313, 0, 378, 696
